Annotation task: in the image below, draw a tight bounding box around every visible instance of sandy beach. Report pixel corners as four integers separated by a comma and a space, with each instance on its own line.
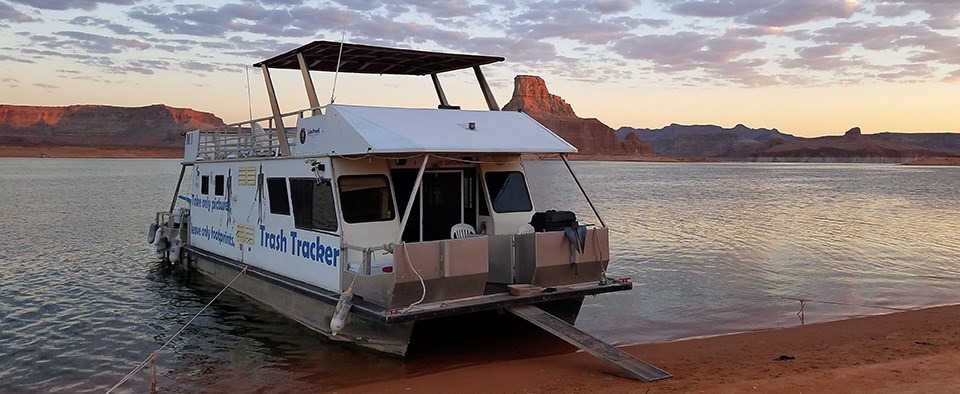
336, 304, 960, 393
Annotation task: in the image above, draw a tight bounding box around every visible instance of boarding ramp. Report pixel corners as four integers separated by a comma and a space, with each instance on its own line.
507, 305, 671, 382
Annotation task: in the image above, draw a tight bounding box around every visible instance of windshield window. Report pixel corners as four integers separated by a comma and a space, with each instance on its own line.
484, 171, 532, 213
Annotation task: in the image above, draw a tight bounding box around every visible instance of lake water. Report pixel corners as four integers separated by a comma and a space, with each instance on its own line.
2, 159, 959, 392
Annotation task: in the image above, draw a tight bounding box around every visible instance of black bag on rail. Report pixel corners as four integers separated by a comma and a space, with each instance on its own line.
530, 210, 577, 232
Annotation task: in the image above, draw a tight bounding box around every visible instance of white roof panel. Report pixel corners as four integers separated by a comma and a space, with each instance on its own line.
309, 104, 576, 155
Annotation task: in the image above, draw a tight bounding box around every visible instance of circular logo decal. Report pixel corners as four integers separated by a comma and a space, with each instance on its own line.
299, 128, 306, 144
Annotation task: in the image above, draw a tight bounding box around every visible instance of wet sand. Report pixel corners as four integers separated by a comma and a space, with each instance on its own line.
336, 304, 960, 393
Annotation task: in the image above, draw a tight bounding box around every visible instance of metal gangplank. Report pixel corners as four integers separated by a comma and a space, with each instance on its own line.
507, 305, 671, 382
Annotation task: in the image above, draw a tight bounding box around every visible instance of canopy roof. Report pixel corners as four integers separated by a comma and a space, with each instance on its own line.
296, 105, 577, 155
253, 41, 504, 75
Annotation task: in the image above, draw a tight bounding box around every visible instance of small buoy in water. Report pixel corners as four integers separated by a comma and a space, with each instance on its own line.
147, 223, 159, 244
330, 288, 353, 336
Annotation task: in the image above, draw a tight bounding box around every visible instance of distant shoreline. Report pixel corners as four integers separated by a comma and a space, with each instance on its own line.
3, 145, 958, 166
0, 145, 181, 158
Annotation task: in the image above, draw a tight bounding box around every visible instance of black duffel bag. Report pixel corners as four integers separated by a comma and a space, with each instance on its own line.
530, 210, 577, 232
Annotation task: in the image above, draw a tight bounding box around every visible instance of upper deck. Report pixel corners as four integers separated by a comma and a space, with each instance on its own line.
183, 40, 579, 163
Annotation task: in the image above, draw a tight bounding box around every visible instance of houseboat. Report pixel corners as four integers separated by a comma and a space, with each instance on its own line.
149, 41, 634, 357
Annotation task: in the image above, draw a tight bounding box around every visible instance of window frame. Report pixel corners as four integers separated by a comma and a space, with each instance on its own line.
289, 177, 339, 233
266, 177, 291, 216
337, 174, 396, 224
483, 171, 533, 213
214, 175, 225, 196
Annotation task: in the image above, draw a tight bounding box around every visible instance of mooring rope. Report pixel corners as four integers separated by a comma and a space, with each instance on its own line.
105, 264, 249, 394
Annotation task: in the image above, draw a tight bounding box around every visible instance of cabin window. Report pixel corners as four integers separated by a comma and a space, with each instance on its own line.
200, 175, 210, 195
484, 171, 532, 213
290, 178, 338, 232
214, 175, 225, 196
266, 177, 291, 215
338, 175, 395, 223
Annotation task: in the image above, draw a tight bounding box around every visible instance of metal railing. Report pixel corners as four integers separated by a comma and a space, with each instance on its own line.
193, 105, 327, 161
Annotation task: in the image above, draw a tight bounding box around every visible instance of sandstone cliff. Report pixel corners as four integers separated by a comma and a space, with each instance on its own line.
617, 123, 798, 158
502, 75, 654, 157
752, 127, 948, 163
0, 104, 224, 148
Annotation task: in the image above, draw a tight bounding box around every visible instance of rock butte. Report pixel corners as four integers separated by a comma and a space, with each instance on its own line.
502, 75, 655, 157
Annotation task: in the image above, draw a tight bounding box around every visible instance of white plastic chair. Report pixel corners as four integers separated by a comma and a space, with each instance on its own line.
517, 223, 535, 235
450, 223, 476, 239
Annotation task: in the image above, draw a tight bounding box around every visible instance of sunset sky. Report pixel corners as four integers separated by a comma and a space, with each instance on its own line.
1, 0, 958, 137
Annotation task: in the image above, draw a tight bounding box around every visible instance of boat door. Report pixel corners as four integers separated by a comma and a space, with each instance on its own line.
422, 170, 463, 241
393, 169, 477, 242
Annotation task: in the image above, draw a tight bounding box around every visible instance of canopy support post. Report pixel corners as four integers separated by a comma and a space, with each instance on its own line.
396, 155, 430, 245
474, 66, 499, 111
430, 73, 451, 108
297, 52, 321, 116
261, 65, 290, 156
560, 154, 606, 228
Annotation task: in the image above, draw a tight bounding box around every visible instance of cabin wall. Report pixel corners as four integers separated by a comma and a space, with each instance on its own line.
478, 159, 536, 235
189, 158, 342, 291
333, 157, 401, 275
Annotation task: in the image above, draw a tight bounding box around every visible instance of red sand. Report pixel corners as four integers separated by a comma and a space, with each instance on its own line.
335, 305, 960, 393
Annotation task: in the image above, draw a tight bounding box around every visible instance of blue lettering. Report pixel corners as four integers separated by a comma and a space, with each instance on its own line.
324, 246, 333, 266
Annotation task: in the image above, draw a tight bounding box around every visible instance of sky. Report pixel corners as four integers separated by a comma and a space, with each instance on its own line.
0, 0, 958, 137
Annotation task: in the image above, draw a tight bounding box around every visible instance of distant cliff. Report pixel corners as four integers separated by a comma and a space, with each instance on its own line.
752, 127, 956, 163
0, 104, 224, 148
502, 75, 654, 157
618, 122, 960, 162
617, 124, 797, 158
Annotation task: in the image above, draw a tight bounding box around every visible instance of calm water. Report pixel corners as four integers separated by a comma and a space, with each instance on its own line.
2, 158, 959, 392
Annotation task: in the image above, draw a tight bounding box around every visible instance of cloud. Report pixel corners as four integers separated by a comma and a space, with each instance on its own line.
946, 69, 960, 83
873, 0, 960, 30
726, 26, 783, 37
780, 44, 867, 72
9, 0, 135, 11
128, 3, 330, 38
874, 63, 935, 81
589, 0, 639, 13
0, 53, 35, 63
797, 22, 960, 65
67, 15, 151, 37
0, 1, 35, 22
664, 0, 860, 27
55, 30, 151, 53
34, 82, 59, 89
506, 12, 641, 45
743, 0, 859, 27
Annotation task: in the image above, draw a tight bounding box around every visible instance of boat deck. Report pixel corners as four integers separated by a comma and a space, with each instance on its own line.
185, 245, 631, 324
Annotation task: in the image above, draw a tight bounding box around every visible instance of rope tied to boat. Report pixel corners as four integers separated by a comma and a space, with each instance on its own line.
105, 264, 249, 394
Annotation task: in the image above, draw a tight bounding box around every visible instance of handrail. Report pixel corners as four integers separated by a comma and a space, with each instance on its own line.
199, 104, 329, 132
187, 104, 329, 161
